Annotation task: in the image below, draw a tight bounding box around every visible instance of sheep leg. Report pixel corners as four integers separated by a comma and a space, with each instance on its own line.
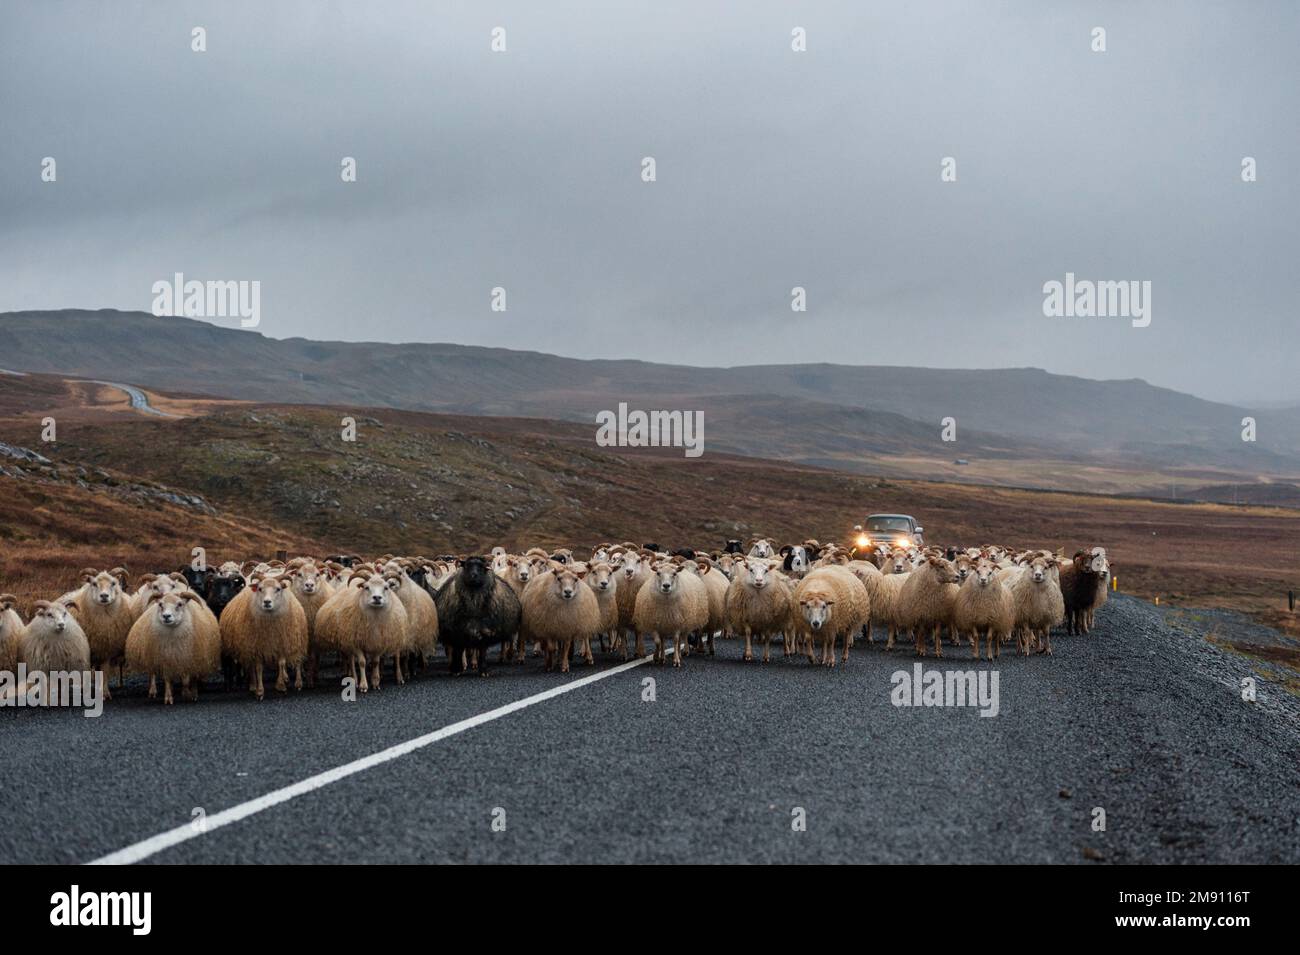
742, 628, 754, 662
653, 632, 664, 665
253, 665, 265, 702
885, 626, 896, 651
394, 654, 405, 685
275, 659, 288, 693
932, 625, 943, 658
824, 635, 836, 667
582, 636, 594, 666
1039, 628, 1053, 655
148, 674, 157, 699
761, 632, 771, 664
163, 677, 174, 706
118, 661, 126, 688
842, 629, 851, 664
357, 652, 369, 692
183, 675, 197, 702
672, 632, 683, 668
371, 659, 382, 690
989, 627, 999, 661
863, 622, 873, 645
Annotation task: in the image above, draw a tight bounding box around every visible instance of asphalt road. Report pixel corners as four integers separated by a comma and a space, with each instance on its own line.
89, 380, 176, 417
2, 595, 1297, 864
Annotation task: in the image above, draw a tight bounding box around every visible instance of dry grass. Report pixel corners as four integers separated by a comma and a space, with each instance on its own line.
0, 478, 323, 617
3, 390, 1298, 636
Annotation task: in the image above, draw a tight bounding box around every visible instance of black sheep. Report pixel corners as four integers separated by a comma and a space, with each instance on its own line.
432, 556, 522, 676
201, 572, 247, 690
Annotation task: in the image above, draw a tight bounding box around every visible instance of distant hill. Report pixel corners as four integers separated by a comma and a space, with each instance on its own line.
3, 309, 1297, 483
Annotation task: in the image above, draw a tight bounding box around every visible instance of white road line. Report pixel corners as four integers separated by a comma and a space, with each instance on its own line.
88, 651, 664, 865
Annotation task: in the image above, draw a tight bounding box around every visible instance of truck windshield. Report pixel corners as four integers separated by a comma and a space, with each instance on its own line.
867, 518, 911, 532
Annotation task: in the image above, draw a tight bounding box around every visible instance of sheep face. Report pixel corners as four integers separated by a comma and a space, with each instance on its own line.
457, 557, 493, 591
491, 552, 511, 575
748, 539, 774, 559
799, 594, 836, 632
740, 559, 771, 590
545, 569, 583, 601
294, 564, 324, 596
207, 573, 245, 611
139, 574, 182, 605
972, 559, 999, 587
1025, 556, 1055, 585
250, 577, 292, 613
952, 554, 975, 583
615, 550, 641, 581
83, 570, 125, 607
354, 572, 400, 608
33, 600, 75, 633
888, 551, 909, 574
652, 563, 684, 595
152, 591, 200, 628
506, 556, 531, 584
924, 557, 958, 583
587, 563, 615, 593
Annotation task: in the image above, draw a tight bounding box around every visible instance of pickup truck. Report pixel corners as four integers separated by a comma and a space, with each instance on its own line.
854, 514, 924, 550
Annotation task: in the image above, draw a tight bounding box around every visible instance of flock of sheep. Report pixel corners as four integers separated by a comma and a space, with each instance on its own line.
0, 537, 1113, 705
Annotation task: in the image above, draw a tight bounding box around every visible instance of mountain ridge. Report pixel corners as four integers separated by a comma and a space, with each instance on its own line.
3, 308, 1296, 482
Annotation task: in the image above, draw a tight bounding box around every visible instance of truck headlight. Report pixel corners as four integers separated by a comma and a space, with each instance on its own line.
855, 534, 870, 548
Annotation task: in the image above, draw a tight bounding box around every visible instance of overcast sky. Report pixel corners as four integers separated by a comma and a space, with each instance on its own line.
1, 1, 1296, 404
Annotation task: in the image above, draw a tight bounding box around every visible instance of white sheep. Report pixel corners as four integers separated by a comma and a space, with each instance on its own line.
18, 600, 92, 704
633, 560, 708, 667
126, 590, 221, 703
581, 561, 620, 663
521, 566, 602, 673
313, 569, 409, 692
65, 567, 134, 699
219, 574, 309, 700
952, 559, 1015, 660
1010, 555, 1065, 654
793, 566, 870, 667
723, 558, 793, 663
